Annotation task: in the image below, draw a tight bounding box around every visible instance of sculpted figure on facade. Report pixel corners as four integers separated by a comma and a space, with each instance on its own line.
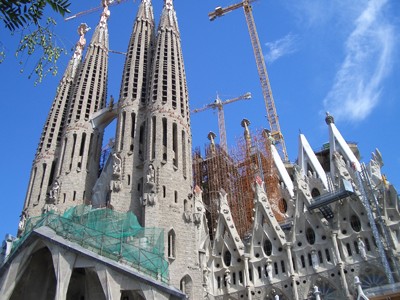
357, 236, 367, 260
193, 185, 205, 225
142, 164, 157, 206
266, 258, 273, 280
224, 269, 231, 288
17, 209, 29, 235
48, 180, 60, 202
311, 250, 319, 271
368, 149, 384, 187
42, 192, 59, 215
110, 153, 122, 192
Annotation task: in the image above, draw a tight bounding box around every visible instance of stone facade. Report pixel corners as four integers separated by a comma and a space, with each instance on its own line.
7, 0, 400, 299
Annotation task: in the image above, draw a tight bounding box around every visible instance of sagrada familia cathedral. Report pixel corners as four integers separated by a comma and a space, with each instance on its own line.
1, 1, 399, 299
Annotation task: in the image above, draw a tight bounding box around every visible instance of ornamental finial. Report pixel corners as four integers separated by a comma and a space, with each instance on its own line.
325, 111, 335, 125
165, 0, 173, 9
99, 0, 112, 28
73, 23, 90, 59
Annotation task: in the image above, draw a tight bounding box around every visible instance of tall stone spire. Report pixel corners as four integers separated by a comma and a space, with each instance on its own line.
142, 0, 202, 295
22, 24, 90, 218
110, 0, 155, 216
55, 2, 111, 212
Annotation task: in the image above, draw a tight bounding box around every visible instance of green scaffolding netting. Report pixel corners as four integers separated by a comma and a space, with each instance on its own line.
12, 205, 169, 283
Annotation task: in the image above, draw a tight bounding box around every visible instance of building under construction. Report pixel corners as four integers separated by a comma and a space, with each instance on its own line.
1, 0, 400, 300
193, 125, 286, 240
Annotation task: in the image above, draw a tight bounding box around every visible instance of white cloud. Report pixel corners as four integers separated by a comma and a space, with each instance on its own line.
264, 33, 298, 63
323, 0, 395, 122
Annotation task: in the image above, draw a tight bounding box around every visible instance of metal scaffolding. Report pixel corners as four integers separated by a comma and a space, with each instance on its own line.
193, 129, 286, 240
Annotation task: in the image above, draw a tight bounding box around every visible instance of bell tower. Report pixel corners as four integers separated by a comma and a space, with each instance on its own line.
55, 1, 110, 213
141, 0, 202, 295
22, 23, 90, 218
111, 0, 155, 219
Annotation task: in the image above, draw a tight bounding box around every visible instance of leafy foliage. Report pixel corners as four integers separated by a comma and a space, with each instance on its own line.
0, 0, 71, 84
0, 0, 70, 31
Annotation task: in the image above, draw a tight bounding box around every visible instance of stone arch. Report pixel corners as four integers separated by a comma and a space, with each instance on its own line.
180, 274, 193, 299
67, 267, 106, 300
307, 277, 342, 300
359, 265, 388, 289
261, 286, 288, 300
311, 188, 320, 198
10, 246, 57, 300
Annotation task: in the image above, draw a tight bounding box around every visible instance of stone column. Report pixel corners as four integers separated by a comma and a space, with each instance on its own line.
243, 254, 252, 300
51, 246, 76, 300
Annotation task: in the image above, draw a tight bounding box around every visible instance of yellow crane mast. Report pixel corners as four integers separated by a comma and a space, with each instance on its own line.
209, 0, 289, 162
192, 92, 251, 152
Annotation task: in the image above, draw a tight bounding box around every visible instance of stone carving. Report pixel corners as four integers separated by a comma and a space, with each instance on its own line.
100, 0, 111, 28
48, 180, 60, 202
18, 209, 29, 234
311, 250, 319, 271
42, 193, 59, 215
193, 185, 205, 225
218, 189, 229, 214
368, 149, 384, 187
142, 164, 157, 206
224, 270, 231, 288
74, 23, 90, 60
112, 153, 122, 176
111, 153, 122, 192
266, 259, 273, 280
357, 236, 367, 260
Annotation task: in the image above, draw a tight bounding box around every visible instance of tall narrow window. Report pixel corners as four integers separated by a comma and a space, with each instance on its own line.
27, 167, 37, 207
139, 122, 145, 161
223, 251, 231, 266
130, 112, 136, 151
69, 134, 77, 171
263, 239, 272, 256
346, 243, 352, 256
301, 255, 306, 268
59, 137, 67, 175
174, 191, 178, 203
152, 116, 156, 159
120, 111, 126, 151
78, 133, 86, 169
182, 130, 186, 177
86, 133, 93, 170
168, 229, 176, 258
47, 160, 56, 188
350, 215, 362, 232
325, 249, 331, 262
318, 250, 323, 263
172, 123, 178, 168
306, 227, 316, 245
162, 118, 167, 161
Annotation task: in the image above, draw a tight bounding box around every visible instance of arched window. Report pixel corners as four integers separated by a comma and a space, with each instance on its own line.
180, 275, 193, 298
223, 250, 231, 266
168, 229, 176, 259
306, 227, 316, 245
350, 215, 362, 232
263, 239, 272, 256
279, 198, 288, 213
311, 188, 320, 198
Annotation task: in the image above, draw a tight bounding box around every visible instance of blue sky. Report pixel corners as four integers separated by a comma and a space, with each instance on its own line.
0, 0, 399, 240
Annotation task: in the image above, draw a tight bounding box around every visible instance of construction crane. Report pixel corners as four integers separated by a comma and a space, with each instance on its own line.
64, 0, 132, 21
209, 0, 289, 162
192, 92, 251, 152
